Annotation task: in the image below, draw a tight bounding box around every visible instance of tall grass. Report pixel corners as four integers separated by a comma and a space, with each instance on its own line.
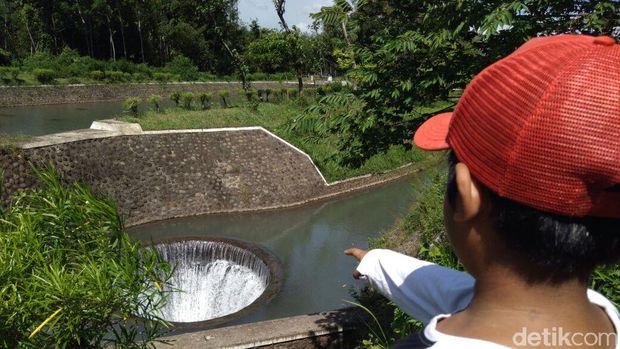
0, 167, 173, 348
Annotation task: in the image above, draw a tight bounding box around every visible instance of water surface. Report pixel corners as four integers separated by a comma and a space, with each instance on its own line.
0, 101, 128, 136
130, 173, 433, 327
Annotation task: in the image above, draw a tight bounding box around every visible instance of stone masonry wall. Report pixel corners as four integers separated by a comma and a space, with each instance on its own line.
0, 81, 304, 107
0, 127, 419, 227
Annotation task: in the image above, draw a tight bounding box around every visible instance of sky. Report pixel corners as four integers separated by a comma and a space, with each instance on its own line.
238, 0, 333, 32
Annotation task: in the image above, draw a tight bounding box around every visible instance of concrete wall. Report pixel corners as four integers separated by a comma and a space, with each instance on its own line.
0, 81, 305, 107
155, 307, 369, 349
0, 124, 418, 227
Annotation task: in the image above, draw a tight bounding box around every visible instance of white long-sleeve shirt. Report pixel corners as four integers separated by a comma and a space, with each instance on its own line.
356, 249, 620, 348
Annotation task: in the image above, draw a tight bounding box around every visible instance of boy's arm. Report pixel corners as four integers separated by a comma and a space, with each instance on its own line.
355, 249, 475, 324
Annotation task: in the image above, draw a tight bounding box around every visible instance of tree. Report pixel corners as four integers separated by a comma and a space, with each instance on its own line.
272, 0, 310, 94
295, 0, 620, 166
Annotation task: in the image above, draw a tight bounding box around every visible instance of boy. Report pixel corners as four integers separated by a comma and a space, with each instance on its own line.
346, 34, 620, 348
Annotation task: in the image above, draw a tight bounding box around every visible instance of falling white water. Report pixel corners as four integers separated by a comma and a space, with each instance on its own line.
156, 240, 271, 323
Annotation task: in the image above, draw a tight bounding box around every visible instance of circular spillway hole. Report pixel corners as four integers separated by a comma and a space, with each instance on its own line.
155, 238, 282, 325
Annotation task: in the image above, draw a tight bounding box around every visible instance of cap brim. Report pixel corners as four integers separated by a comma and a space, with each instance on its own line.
413, 112, 452, 151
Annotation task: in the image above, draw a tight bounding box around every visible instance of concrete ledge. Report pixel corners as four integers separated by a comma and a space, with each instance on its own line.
157, 308, 369, 349
90, 119, 143, 134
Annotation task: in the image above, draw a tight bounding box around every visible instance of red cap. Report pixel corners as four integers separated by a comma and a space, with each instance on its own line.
414, 34, 620, 218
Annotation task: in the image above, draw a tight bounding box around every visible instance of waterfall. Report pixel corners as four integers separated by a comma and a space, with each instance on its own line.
156, 240, 271, 323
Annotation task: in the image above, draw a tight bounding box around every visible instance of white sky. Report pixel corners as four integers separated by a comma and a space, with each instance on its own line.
238, 0, 333, 32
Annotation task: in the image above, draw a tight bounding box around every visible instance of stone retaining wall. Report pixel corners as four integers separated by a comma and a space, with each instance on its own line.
0, 81, 305, 107
0, 123, 420, 227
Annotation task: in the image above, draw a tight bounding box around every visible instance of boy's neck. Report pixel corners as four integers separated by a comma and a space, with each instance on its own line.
436, 266, 616, 348
470, 268, 591, 315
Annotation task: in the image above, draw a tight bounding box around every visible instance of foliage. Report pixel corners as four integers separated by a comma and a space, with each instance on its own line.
245, 31, 293, 73
32, 68, 56, 84
148, 95, 162, 112
0, 167, 173, 348
198, 92, 213, 110
169, 92, 181, 107
165, 55, 199, 81
302, 0, 620, 166
218, 90, 230, 107
180, 92, 195, 110
123, 97, 141, 116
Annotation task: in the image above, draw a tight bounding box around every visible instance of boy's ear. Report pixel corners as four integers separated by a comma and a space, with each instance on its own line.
453, 163, 482, 222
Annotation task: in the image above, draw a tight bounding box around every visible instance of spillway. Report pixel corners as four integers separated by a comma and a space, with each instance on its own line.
155, 239, 279, 323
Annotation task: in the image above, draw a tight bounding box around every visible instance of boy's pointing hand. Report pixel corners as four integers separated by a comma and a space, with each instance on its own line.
344, 248, 368, 279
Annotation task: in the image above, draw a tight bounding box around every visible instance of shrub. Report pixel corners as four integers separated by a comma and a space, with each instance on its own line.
22, 51, 58, 71
244, 89, 257, 102
123, 97, 141, 116
66, 77, 81, 84
153, 72, 173, 83
105, 71, 131, 83
169, 92, 181, 107
279, 88, 288, 100
287, 88, 298, 99
198, 92, 213, 109
0, 168, 172, 348
165, 55, 199, 81
257, 89, 265, 102
180, 92, 194, 110
265, 88, 272, 102
218, 90, 230, 108
148, 95, 162, 112
33, 68, 56, 84
90, 70, 105, 81
132, 72, 149, 83
68, 56, 103, 77
0, 67, 19, 85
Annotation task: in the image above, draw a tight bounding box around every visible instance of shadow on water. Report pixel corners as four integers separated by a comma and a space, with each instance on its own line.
129, 172, 434, 328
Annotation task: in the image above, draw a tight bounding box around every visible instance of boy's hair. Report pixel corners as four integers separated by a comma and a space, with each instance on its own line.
447, 152, 620, 284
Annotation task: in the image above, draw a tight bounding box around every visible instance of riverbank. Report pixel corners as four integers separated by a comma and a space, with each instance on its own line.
0, 81, 307, 107
118, 102, 426, 182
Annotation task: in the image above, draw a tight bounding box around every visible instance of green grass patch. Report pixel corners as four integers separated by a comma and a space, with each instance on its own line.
119, 102, 429, 182
0, 133, 33, 150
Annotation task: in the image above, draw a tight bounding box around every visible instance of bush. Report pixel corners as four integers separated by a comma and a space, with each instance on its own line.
180, 92, 194, 110
279, 88, 288, 100
218, 90, 230, 108
287, 88, 298, 99
33, 68, 56, 84
105, 71, 131, 83
22, 52, 58, 71
0, 168, 172, 348
148, 95, 162, 112
257, 89, 265, 102
165, 55, 199, 81
169, 92, 181, 106
123, 97, 141, 116
90, 70, 105, 81
244, 89, 257, 102
0, 67, 19, 85
198, 92, 213, 109
153, 72, 173, 83
265, 88, 272, 102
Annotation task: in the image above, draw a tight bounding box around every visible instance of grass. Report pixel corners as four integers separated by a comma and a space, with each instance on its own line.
0, 168, 173, 348
0, 133, 33, 151
119, 101, 430, 182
